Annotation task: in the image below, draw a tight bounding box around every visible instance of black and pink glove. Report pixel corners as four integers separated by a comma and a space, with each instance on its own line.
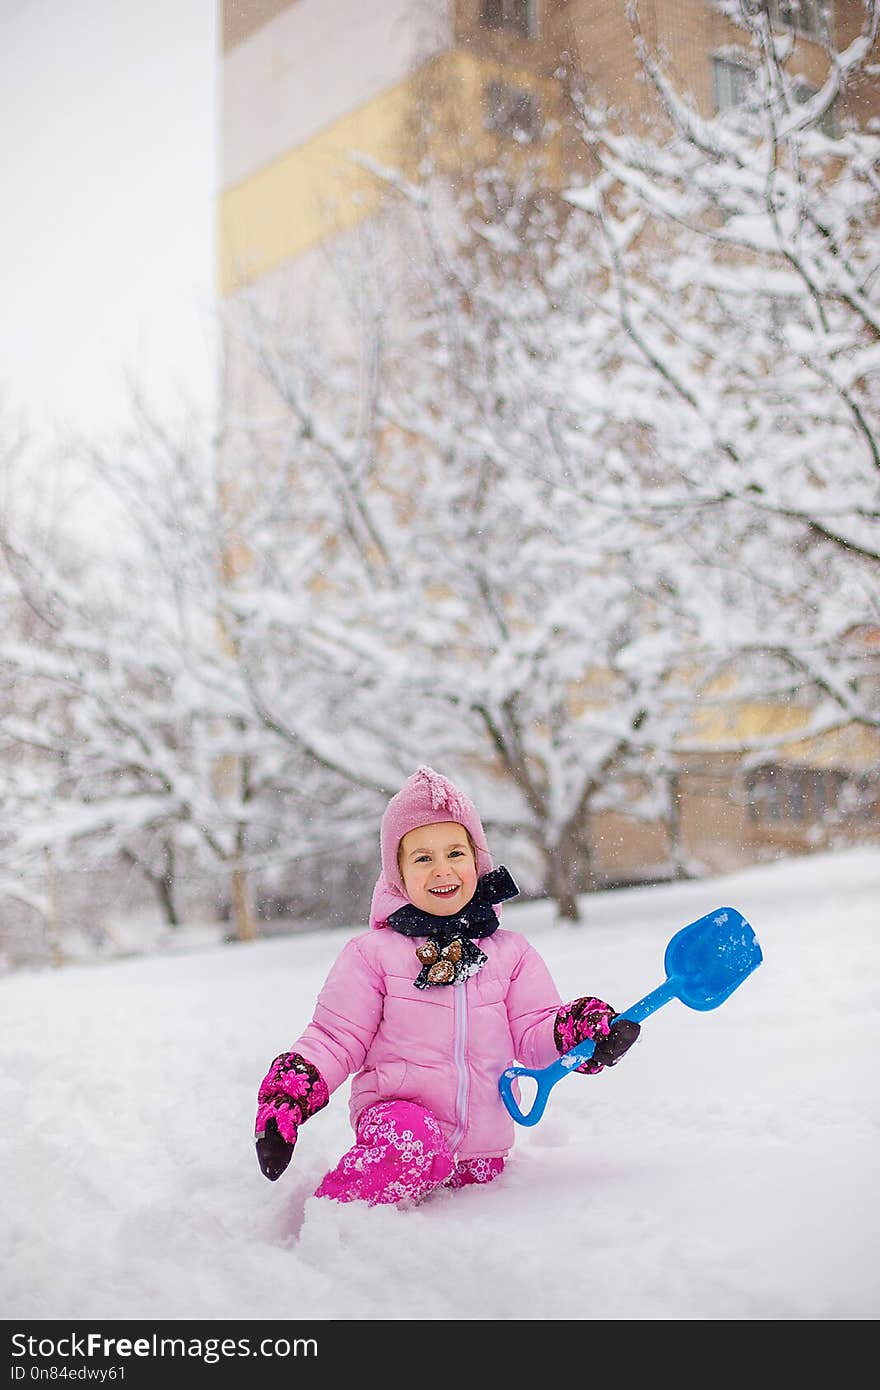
254, 1051, 329, 1181
554, 997, 641, 1075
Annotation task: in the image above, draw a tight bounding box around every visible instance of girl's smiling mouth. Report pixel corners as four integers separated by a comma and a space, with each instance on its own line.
428, 884, 460, 897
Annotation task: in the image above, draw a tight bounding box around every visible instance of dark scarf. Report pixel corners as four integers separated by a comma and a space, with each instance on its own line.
388, 865, 519, 989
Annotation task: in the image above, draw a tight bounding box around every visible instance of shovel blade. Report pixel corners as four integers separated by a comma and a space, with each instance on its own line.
665, 906, 762, 1011
499, 903, 763, 1125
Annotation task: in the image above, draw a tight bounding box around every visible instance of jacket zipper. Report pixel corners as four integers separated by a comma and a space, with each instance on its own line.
449, 981, 470, 1152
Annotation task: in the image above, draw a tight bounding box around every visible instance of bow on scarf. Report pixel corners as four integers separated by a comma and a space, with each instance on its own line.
387, 866, 519, 989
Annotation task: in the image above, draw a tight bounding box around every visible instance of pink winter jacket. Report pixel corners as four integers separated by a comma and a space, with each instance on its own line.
290, 923, 565, 1160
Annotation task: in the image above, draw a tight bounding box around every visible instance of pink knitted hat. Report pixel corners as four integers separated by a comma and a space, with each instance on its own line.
369, 766, 494, 929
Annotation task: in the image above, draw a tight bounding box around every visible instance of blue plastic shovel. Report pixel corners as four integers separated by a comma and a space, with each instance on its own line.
499, 905, 763, 1126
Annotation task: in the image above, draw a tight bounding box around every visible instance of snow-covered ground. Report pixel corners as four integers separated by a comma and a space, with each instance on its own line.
2, 846, 877, 1322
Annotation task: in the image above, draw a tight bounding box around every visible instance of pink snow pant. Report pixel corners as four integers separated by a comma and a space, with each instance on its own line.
314, 1099, 505, 1206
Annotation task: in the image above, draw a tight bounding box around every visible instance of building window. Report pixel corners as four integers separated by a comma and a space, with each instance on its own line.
745, 765, 855, 824
812, 769, 843, 818
792, 79, 837, 137
480, 0, 538, 40
483, 79, 543, 142
768, 1, 828, 39
747, 766, 783, 821
712, 56, 755, 112
839, 773, 879, 824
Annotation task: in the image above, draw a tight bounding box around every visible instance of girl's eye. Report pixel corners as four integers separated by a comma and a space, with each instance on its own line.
414, 854, 432, 864
449, 850, 464, 858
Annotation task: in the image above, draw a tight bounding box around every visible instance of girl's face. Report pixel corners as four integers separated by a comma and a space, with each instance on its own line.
398, 821, 478, 916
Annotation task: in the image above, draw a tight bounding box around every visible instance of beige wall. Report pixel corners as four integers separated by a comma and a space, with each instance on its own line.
223, 0, 295, 53
217, 0, 880, 885
222, 0, 453, 189
219, 0, 880, 291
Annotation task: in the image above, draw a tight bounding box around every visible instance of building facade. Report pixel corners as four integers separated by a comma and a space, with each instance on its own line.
218, 1, 880, 887
220, 1, 878, 293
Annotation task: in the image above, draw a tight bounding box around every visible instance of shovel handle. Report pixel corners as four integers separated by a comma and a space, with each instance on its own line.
499, 981, 676, 1126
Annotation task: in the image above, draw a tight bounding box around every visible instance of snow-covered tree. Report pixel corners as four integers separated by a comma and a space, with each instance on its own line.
221, 167, 787, 919
558, 0, 880, 751
4, 0, 877, 942
0, 405, 275, 944
222, 0, 879, 919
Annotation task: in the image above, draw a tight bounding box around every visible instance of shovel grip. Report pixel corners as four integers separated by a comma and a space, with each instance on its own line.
499, 1039, 599, 1126
498, 981, 677, 1126
500, 907, 763, 1127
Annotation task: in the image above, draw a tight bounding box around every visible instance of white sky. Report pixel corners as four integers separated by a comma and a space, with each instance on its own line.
0, 0, 218, 438
2, 844, 878, 1322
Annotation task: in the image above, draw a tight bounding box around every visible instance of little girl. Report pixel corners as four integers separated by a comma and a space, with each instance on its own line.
254, 766, 640, 1205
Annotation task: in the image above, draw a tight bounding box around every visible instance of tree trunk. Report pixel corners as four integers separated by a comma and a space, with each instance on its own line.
156, 840, 181, 926
45, 849, 64, 968
545, 822, 589, 923
666, 773, 693, 880
155, 871, 180, 926
230, 864, 257, 942
122, 844, 181, 927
